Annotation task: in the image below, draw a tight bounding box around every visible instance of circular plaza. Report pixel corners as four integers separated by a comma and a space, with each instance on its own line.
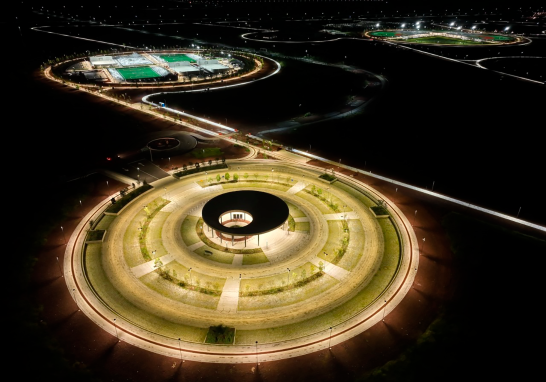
65, 161, 418, 363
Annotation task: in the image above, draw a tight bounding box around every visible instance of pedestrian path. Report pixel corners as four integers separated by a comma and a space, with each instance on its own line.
216, 277, 241, 312
187, 242, 205, 252
232, 254, 244, 266
294, 217, 310, 222
323, 211, 358, 220
309, 257, 350, 281
131, 253, 177, 278
287, 180, 307, 194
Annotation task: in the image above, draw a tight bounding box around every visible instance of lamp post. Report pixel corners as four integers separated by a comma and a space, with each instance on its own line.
56, 256, 63, 277
255, 341, 259, 365
61, 226, 66, 245
329, 326, 333, 349
421, 238, 426, 256
113, 318, 120, 341
178, 338, 183, 361
413, 210, 417, 226
287, 268, 290, 284
188, 268, 192, 287
382, 299, 387, 321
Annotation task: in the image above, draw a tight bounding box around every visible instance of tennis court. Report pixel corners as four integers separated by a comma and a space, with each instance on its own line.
114, 67, 162, 80
157, 54, 196, 63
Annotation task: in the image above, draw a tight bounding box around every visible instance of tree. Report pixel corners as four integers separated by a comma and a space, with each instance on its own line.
221, 157, 226, 164
233, 173, 239, 182
311, 184, 316, 195
225, 173, 230, 181
216, 174, 221, 182
317, 188, 323, 198
310, 264, 316, 274
318, 261, 325, 273
154, 258, 163, 269
208, 159, 212, 166
301, 269, 307, 281
208, 177, 213, 184
182, 164, 187, 172
244, 173, 249, 180
188, 161, 194, 168
215, 157, 220, 165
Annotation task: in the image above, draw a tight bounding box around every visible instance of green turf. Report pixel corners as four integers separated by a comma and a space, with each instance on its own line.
115, 66, 161, 80
84, 242, 208, 342
181, 216, 201, 246
370, 31, 398, 37
401, 36, 488, 45
242, 252, 270, 265
158, 54, 196, 63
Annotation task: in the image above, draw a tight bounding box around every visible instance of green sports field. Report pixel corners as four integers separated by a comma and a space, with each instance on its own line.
157, 54, 196, 63
370, 31, 398, 37
115, 66, 161, 80
400, 36, 489, 45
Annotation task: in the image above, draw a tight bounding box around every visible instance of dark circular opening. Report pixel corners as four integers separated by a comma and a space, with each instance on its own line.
202, 191, 289, 236
148, 137, 180, 151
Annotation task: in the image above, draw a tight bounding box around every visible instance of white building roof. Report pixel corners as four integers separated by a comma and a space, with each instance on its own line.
89, 56, 117, 66
171, 66, 201, 73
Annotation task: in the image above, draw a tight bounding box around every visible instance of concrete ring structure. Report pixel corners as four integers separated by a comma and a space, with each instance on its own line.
64, 162, 419, 363
202, 190, 289, 236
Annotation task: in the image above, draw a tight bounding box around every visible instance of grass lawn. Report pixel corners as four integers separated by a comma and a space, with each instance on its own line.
222, 181, 291, 192
317, 221, 345, 261
242, 252, 269, 265
238, 269, 338, 311
163, 262, 226, 293
123, 210, 148, 268
335, 219, 366, 271
84, 242, 207, 342
139, 271, 220, 310
402, 36, 487, 44
146, 210, 170, 259
296, 188, 332, 214
181, 215, 201, 246
295, 221, 310, 232
95, 214, 116, 230
234, 218, 400, 344
333, 182, 377, 208
194, 245, 235, 264
284, 200, 307, 218
191, 147, 224, 159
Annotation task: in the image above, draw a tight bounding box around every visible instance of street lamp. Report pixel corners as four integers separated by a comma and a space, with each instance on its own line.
113, 318, 120, 341
382, 299, 387, 321
255, 341, 259, 365
188, 267, 192, 286
56, 256, 62, 277
413, 210, 417, 226
329, 326, 333, 349
178, 338, 183, 360
287, 268, 290, 284
421, 238, 426, 256
61, 226, 66, 245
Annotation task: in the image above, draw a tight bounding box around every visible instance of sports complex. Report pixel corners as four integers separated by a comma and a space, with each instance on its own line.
66, 160, 418, 362
366, 29, 523, 45
62, 50, 245, 85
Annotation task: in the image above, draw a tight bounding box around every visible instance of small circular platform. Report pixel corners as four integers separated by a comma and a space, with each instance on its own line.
202, 191, 289, 236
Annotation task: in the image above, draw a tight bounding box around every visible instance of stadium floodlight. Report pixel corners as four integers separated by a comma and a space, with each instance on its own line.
375, 23, 379, 27
504, 26, 510, 31
472, 26, 476, 29
450, 22, 455, 26
401, 23, 406, 28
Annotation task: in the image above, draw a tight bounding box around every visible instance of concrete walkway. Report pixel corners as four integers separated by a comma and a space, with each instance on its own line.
131, 253, 177, 278
216, 277, 241, 312
309, 257, 350, 281
287, 180, 307, 194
